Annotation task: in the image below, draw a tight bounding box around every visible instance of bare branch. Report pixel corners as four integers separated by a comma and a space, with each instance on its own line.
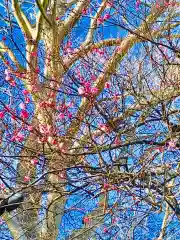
35, 0, 52, 27
156, 204, 170, 240
0, 41, 24, 70
61, 0, 90, 40
12, 0, 34, 38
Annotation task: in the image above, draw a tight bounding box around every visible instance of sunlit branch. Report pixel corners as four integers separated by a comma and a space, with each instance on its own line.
35, 0, 49, 40
157, 204, 170, 240
35, 0, 52, 27
2, 213, 25, 240
61, 0, 90, 40
64, 38, 122, 68
84, 0, 109, 45
0, 41, 24, 70
12, 0, 34, 38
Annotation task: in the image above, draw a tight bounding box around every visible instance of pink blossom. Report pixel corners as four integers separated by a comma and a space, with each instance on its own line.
67, 112, 72, 119
114, 137, 121, 145
22, 89, 29, 95
83, 216, 90, 224
58, 113, 65, 120
0, 111, 4, 119
91, 87, 98, 95
99, 124, 110, 133
66, 48, 73, 53
112, 218, 117, 224
21, 109, 29, 119
19, 103, 26, 109
16, 132, 25, 142
11, 136, 16, 142
91, 75, 96, 81
65, 41, 72, 48
31, 51, 37, 57
97, 17, 104, 25
52, 139, 57, 145
104, 14, 111, 20
24, 176, 30, 182
78, 87, 85, 95
61, 148, 66, 153
59, 172, 66, 179
31, 158, 38, 165
170, 1, 176, 6
35, 67, 40, 73
103, 183, 109, 189
27, 125, 33, 131
105, 82, 110, 89
82, 8, 87, 14
10, 80, 16, 86
0, 183, 5, 190
25, 97, 30, 104
103, 227, 108, 233
84, 82, 91, 88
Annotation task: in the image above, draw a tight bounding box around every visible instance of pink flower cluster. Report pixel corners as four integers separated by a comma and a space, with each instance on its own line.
93, 48, 105, 55
78, 80, 99, 97
56, 102, 73, 120
11, 131, 25, 142
99, 123, 111, 133
64, 41, 74, 54
78, 86, 98, 97
38, 124, 59, 145
0, 111, 4, 119
31, 158, 38, 165
97, 14, 111, 25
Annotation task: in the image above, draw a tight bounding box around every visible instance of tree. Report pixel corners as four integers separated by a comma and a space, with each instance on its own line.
0, 0, 179, 239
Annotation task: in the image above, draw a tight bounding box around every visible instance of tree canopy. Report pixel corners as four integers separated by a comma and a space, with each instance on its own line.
0, 0, 179, 239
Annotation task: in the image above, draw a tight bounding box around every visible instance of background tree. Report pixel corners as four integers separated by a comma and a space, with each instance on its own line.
0, 0, 179, 239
